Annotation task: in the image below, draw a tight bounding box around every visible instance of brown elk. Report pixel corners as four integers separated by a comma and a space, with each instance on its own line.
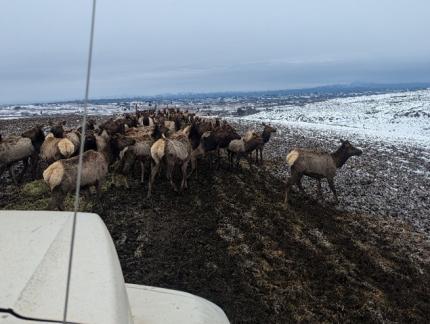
0, 125, 45, 184
284, 140, 363, 204
43, 131, 134, 210
189, 124, 241, 175
113, 124, 164, 187
255, 123, 276, 164
227, 132, 259, 168
147, 127, 192, 198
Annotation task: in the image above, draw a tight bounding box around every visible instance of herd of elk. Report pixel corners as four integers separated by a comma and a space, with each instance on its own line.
1, 108, 363, 209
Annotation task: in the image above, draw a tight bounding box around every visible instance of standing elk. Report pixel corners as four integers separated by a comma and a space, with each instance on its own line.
40, 133, 75, 163
227, 132, 259, 168
284, 140, 363, 204
43, 131, 134, 210
0, 125, 45, 184
113, 124, 164, 187
189, 124, 241, 176
147, 127, 192, 198
255, 123, 276, 164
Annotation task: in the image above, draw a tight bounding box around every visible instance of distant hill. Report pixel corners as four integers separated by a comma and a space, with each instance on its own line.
38, 82, 430, 106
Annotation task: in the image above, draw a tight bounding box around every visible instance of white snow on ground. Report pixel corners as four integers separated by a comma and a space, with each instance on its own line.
234, 89, 430, 148
2, 88, 429, 148
0, 103, 129, 119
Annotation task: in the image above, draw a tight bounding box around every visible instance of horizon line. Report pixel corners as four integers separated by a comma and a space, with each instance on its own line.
3, 81, 430, 107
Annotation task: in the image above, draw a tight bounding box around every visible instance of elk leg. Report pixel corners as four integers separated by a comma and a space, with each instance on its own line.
9, 165, 18, 186
260, 148, 264, 165
140, 161, 145, 184
327, 178, 339, 204
189, 148, 202, 178
30, 153, 39, 179
284, 171, 300, 204
316, 179, 323, 198
216, 147, 221, 169
247, 153, 253, 170
147, 161, 160, 198
230, 151, 237, 169
0, 165, 5, 178
236, 154, 241, 169
297, 174, 305, 193
18, 158, 29, 183
95, 180, 103, 199
284, 176, 292, 204
188, 156, 197, 178
180, 161, 189, 190
166, 160, 178, 192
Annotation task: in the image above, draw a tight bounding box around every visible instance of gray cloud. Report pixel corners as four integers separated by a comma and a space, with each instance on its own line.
1, 0, 430, 103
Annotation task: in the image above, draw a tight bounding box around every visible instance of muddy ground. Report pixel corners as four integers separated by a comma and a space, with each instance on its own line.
1, 116, 430, 323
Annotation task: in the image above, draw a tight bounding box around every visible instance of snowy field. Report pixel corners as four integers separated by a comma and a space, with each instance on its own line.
2, 88, 429, 147
231, 89, 430, 148
0, 102, 130, 120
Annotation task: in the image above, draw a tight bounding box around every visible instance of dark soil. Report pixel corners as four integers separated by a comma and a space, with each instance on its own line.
1, 116, 430, 323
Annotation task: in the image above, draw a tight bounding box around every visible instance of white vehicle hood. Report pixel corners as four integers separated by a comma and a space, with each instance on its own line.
0, 210, 229, 324
0, 211, 132, 324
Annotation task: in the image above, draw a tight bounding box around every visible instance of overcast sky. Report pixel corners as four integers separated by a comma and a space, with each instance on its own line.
1, 0, 429, 104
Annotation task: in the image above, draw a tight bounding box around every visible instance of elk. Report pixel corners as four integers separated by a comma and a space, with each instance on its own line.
227, 132, 260, 168
43, 131, 133, 210
49, 120, 67, 138
21, 125, 46, 178
0, 125, 45, 184
189, 124, 240, 175
147, 127, 192, 198
113, 124, 163, 187
255, 123, 276, 164
284, 140, 363, 204
40, 133, 75, 163
99, 117, 128, 135
188, 121, 213, 150
138, 114, 154, 127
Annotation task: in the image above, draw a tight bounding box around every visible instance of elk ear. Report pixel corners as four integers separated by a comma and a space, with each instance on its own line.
340, 139, 346, 144
262, 122, 266, 126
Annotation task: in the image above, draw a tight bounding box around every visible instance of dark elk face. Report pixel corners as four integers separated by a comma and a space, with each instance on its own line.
262, 123, 277, 134
112, 134, 135, 152
50, 121, 66, 138
340, 139, 363, 157
22, 125, 45, 145
229, 130, 241, 141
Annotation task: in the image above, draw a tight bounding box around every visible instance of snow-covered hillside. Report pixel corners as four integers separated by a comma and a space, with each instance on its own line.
233, 89, 430, 147
2, 88, 429, 147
